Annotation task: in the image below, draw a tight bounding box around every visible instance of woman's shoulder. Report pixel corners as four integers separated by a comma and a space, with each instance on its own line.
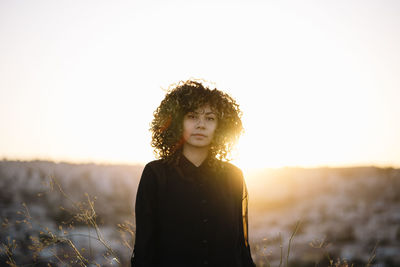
143, 159, 170, 175
215, 160, 245, 196
145, 159, 167, 168
139, 159, 169, 186
216, 160, 243, 178
217, 160, 242, 172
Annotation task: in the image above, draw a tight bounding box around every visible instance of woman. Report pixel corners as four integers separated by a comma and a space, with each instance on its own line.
131, 80, 256, 267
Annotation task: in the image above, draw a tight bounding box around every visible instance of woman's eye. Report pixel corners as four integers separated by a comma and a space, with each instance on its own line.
206, 117, 215, 121
187, 114, 196, 119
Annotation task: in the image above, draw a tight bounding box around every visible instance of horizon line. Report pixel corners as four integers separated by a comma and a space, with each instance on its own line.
1, 156, 399, 170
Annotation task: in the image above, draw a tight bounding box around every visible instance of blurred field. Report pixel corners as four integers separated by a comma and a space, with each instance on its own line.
1, 160, 399, 266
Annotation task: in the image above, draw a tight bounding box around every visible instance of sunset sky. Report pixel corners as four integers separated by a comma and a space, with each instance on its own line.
1, 0, 399, 170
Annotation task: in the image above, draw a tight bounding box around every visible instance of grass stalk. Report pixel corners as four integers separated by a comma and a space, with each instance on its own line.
286, 220, 301, 267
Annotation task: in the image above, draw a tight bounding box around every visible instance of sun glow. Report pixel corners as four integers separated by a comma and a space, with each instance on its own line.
1, 1, 399, 170
231, 80, 400, 171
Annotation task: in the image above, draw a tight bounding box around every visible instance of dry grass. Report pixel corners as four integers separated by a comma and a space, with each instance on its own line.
0, 173, 381, 267
1, 175, 135, 266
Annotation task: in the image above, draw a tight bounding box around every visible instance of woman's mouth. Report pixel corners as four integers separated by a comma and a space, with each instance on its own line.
192, 134, 206, 137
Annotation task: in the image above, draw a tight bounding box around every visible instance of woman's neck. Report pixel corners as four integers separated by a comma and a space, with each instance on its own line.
182, 144, 209, 167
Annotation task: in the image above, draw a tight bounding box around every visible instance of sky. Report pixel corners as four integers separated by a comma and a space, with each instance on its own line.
1, 0, 399, 170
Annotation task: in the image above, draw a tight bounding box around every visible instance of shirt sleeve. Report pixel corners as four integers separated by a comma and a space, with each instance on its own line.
239, 171, 257, 267
131, 164, 159, 267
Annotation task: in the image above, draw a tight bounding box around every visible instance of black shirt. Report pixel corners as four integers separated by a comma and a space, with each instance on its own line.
131, 154, 256, 267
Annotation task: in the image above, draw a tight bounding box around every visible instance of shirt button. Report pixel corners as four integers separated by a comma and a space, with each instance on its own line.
201, 199, 207, 204
202, 239, 208, 244
203, 260, 209, 265
203, 218, 208, 223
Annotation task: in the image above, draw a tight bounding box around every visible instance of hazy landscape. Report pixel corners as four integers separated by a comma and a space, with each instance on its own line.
1, 160, 399, 266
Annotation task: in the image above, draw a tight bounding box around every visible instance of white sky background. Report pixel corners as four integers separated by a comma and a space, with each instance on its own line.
1, 0, 399, 170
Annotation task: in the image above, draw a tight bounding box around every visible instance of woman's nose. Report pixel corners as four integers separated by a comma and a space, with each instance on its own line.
196, 117, 206, 128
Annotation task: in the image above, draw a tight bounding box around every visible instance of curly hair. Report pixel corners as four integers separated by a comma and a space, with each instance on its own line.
150, 80, 243, 163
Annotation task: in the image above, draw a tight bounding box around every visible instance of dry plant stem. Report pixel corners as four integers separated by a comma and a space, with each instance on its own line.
33, 221, 89, 266
266, 258, 271, 267
51, 176, 121, 264
50, 248, 68, 266
286, 220, 301, 267
64, 238, 89, 266
15, 202, 92, 266
278, 233, 283, 267
263, 245, 271, 267
1, 240, 17, 267
88, 224, 92, 259
117, 221, 135, 250
314, 238, 333, 267
85, 194, 120, 264
365, 241, 378, 267
22, 203, 32, 223
3, 175, 122, 266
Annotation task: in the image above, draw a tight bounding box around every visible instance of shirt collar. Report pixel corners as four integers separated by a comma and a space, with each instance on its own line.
178, 152, 215, 179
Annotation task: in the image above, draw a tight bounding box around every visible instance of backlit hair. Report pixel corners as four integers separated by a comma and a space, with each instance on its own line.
150, 80, 243, 162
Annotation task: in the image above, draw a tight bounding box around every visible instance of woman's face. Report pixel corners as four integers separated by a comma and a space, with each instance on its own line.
182, 105, 218, 149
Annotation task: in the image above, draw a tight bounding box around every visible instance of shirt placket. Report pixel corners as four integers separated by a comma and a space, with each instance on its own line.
196, 170, 211, 266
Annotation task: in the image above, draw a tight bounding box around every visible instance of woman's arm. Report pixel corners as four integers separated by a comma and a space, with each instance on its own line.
239, 172, 257, 267
131, 164, 159, 267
